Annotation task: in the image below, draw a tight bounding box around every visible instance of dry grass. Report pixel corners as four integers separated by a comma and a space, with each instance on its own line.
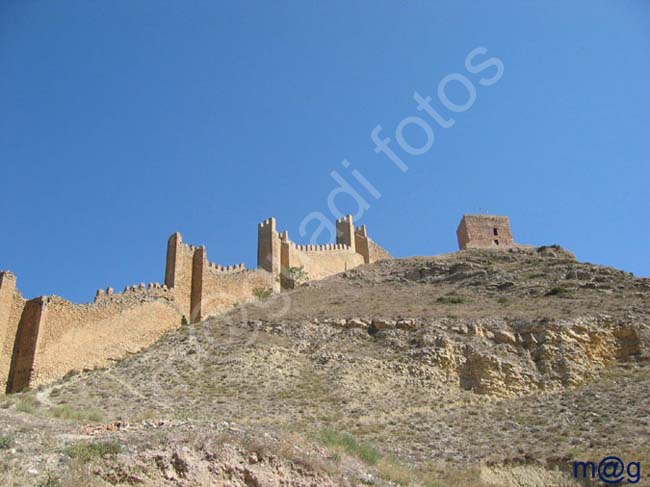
0, 247, 647, 486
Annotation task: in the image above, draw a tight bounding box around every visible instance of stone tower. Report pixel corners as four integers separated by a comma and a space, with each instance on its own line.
457, 215, 514, 250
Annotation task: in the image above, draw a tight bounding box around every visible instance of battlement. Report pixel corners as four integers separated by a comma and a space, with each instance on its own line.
206, 262, 247, 273
287, 242, 353, 252
257, 215, 391, 286
0, 212, 394, 392
94, 282, 170, 303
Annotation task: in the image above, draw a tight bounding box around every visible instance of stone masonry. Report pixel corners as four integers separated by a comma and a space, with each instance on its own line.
258, 215, 391, 288
457, 215, 515, 250
1, 213, 517, 392
0, 215, 390, 392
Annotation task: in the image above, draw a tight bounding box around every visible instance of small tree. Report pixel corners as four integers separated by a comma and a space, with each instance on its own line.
252, 287, 273, 300
280, 266, 309, 289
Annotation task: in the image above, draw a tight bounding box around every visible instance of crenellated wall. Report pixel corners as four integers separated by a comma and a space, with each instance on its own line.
281, 240, 365, 282
1, 213, 390, 392
16, 295, 182, 391
187, 243, 274, 323
260, 214, 391, 287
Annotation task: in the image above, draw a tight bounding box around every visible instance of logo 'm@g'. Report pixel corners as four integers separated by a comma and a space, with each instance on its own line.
574, 456, 641, 484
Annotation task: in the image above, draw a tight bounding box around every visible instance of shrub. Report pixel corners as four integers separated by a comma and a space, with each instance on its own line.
252, 287, 273, 300
545, 287, 573, 298
62, 369, 78, 381
36, 472, 59, 487
0, 434, 13, 449
280, 266, 309, 289
436, 294, 467, 305
15, 395, 40, 414
64, 440, 122, 463
537, 244, 561, 253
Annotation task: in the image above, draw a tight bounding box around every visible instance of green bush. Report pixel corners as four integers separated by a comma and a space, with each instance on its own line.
0, 434, 13, 449
252, 287, 273, 300
280, 266, 309, 289
64, 440, 122, 462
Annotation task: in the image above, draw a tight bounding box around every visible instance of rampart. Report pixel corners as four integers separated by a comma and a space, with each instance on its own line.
0, 215, 389, 392
258, 215, 391, 287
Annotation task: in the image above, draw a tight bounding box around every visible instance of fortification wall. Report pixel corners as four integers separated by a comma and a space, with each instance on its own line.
165, 233, 195, 317
0, 273, 26, 392
259, 215, 391, 288
354, 227, 391, 264
6, 298, 45, 393
281, 241, 365, 281
2, 214, 392, 392
257, 218, 282, 292
367, 239, 391, 262
200, 266, 274, 320
27, 292, 182, 388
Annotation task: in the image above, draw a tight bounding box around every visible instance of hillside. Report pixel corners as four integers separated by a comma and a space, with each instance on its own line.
1, 246, 649, 487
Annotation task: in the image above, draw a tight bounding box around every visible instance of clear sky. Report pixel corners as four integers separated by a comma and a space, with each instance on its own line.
1, 1, 649, 302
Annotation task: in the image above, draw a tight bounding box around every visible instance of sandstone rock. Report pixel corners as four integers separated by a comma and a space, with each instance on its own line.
372, 318, 396, 330
396, 319, 416, 331
346, 318, 368, 329
493, 330, 516, 345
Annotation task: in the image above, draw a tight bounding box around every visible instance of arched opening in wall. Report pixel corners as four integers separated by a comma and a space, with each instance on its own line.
493, 228, 499, 236
494, 240, 499, 246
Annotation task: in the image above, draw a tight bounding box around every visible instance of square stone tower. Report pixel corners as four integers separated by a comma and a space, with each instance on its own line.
457, 215, 514, 250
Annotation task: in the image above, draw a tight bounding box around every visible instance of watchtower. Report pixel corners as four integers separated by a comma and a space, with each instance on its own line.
457, 215, 514, 250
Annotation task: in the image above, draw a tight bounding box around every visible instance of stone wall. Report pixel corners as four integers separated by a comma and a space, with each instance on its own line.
457, 215, 515, 250
0, 273, 24, 392
281, 241, 365, 282
189, 247, 275, 322
27, 295, 182, 389
1, 214, 390, 392
260, 214, 391, 288
6, 298, 44, 393
199, 267, 274, 321
165, 233, 195, 318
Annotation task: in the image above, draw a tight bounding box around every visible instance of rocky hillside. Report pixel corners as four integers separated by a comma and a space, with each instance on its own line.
1, 246, 649, 487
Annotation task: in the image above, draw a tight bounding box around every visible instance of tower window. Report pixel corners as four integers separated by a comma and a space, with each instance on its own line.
494, 240, 500, 245
493, 228, 499, 236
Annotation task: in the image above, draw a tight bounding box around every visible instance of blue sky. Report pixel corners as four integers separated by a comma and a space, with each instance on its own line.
1, 1, 649, 302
